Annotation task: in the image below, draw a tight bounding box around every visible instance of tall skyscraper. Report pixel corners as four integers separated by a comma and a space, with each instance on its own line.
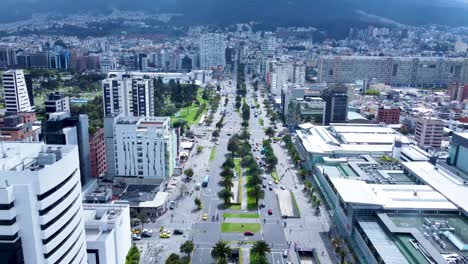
104, 115, 177, 182
321, 84, 349, 125
415, 117, 444, 149
261, 32, 276, 57
102, 75, 154, 117
0, 143, 88, 264
199, 33, 226, 70
40, 112, 92, 187
2, 70, 35, 113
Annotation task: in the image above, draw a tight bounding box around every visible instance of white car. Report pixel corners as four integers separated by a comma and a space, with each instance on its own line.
268, 181, 272, 186
282, 250, 288, 258
280, 185, 286, 190
262, 175, 267, 179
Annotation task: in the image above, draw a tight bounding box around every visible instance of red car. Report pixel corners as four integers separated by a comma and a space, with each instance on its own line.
268, 209, 273, 215
244, 231, 254, 236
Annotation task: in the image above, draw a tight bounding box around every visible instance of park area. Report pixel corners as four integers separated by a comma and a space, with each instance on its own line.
221, 223, 261, 233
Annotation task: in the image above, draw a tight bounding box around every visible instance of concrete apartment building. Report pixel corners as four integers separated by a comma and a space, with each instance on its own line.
2, 69, 35, 113
89, 128, 107, 178
104, 115, 177, 183
102, 75, 154, 117
44, 92, 70, 115
414, 117, 444, 149
0, 143, 87, 264
318, 56, 468, 87
200, 33, 226, 70
321, 84, 349, 125
377, 106, 401, 124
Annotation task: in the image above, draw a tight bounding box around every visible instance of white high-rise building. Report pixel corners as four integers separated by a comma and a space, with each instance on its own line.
200, 33, 226, 70
2, 69, 34, 112
0, 143, 87, 264
262, 32, 276, 57
83, 204, 131, 264
104, 115, 177, 183
102, 76, 154, 117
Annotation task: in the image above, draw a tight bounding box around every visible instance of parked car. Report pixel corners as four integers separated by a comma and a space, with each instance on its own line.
282, 250, 288, 258
202, 213, 208, 220
262, 183, 266, 188
280, 185, 286, 190
132, 234, 141, 241
260, 203, 266, 208
169, 201, 176, 210
244, 231, 254, 236
160, 231, 171, 238
173, 229, 184, 235
268, 209, 273, 215
269, 186, 273, 191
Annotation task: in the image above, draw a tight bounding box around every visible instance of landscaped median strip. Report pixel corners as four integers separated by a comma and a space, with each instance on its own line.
223, 213, 260, 219
209, 146, 217, 162
221, 223, 261, 233
271, 170, 280, 182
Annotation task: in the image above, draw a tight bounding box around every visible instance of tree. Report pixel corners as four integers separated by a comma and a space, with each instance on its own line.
241, 155, 255, 168
239, 129, 250, 141
249, 184, 265, 205
125, 244, 140, 264
339, 249, 347, 264
165, 253, 181, 264
194, 197, 202, 210
211, 241, 231, 261
184, 168, 194, 180
250, 253, 269, 264
227, 138, 239, 156
299, 168, 308, 179
197, 146, 204, 153
220, 167, 234, 179
265, 127, 275, 139
180, 240, 195, 257
251, 241, 271, 257
219, 177, 234, 190
216, 258, 228, 264
222, 157, 235, 169
217, 189, 234, 205
314, 199, 322, 209
136, 211, 148, 230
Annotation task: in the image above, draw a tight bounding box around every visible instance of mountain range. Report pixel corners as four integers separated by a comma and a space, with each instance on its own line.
1, 0, 467, 37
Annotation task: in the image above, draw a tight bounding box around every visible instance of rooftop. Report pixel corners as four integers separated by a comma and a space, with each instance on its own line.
402, 161, 468, 215
330, 178, 457, 210
0, 143, 74, 171
297, 123, 410, 155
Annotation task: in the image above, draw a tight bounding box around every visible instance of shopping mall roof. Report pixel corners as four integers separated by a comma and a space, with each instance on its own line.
402, 161, 468, 214
330, 178, 457, 211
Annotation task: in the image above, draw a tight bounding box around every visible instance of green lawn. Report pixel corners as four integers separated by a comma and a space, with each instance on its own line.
221, 223, 261, 233
223, 213, 260, 219
172, 89, 208, 125
209, 147, 217, 162
245, 173, 257, 210
258, 119, 264, 126
234, 158, 242, 205
290, 191, 301, 217
228, 204, 242, 210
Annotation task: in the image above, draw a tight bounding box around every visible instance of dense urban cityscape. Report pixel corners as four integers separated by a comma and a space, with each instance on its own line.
0, 2, 468, 264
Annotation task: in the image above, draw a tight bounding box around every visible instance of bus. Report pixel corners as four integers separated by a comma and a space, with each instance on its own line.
202, 175, 210, 187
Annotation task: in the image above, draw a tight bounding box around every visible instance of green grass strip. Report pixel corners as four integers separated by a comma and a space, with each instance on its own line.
229, 205, 241, 210
223, 213, 260, 219
221, 223, 261, 233
271, 170, 280, 181
290, 191, 301, 217
209, 146, 217, 162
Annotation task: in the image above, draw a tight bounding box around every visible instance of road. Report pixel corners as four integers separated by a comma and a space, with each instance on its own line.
135, 72, 333, 264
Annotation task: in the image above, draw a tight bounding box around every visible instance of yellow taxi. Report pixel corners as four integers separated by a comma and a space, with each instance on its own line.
202, 213, 208, 220
160, 231, 171, 238
274, 179, 279, 184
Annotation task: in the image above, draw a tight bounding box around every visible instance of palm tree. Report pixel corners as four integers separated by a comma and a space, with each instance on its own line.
184, 168, 194, 180
180, 240, 194, 257
217, 189, 234, 205
220, 168, 234, 179
251, 241, 271, 256
211, 241, 231, 261
219, 177, 234, 190
250, 253, 269, 264
265, 127, 275, 138
338, 249, 347, 264
314, 199, 322, 209
250, 185, 265, 205
222, 158, 235, 169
